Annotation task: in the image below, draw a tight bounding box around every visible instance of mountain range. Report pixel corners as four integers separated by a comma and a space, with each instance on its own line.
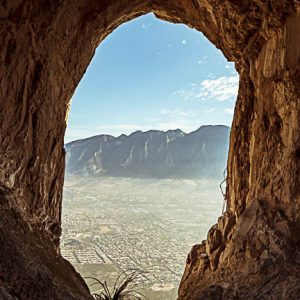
65, 125, 230, 179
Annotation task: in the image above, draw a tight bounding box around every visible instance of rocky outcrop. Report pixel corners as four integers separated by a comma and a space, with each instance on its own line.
179, 6, 300, 299
65, 126, 230, 179
179, 200, 300, 299
0, 1, 299, 299
0, 206, 92, 300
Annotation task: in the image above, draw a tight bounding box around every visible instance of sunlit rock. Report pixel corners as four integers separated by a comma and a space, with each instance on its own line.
0, 1, 299, 299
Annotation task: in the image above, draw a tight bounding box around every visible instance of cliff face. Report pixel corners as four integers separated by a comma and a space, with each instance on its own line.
0, 1, 299, 299
65, 126, 230, 179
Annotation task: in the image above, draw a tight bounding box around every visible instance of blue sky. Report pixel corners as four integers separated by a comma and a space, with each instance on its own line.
65, 13, 238, 142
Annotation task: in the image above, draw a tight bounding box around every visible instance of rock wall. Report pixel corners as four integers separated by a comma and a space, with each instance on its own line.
0, 1, 299, 299
179, 6, 300, 299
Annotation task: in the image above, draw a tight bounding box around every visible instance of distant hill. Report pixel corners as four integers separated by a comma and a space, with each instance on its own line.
65, 125, 230, 179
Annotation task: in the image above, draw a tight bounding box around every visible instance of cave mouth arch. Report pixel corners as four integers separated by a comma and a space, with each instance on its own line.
1, 2, 299, 300
62, 13, 236, 299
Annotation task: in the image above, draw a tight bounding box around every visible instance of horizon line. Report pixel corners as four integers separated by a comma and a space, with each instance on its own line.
65, 124, 230, 144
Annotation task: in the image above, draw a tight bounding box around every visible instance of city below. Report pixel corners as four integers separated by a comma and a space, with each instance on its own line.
61, 176, 223, 299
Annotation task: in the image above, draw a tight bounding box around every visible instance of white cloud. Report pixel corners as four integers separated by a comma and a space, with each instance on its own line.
95, 124, 147, 137
159, 108, 194, 117
65, 117, 229, 142
174, 75, 239, 102
65, 124, 143, 141
197, 56, 208, 64
155, 43, 172, 55
173, 89, 196, 101
97, 124, 143, 131
224, 107, 234, 114
182, 39, 187, 45
96, 121, 201, 136
141, 23, 152, 29
200, 76, 239, 101
149, 120, 202, 133
64, 127, 98, 143
205, 108, 216, 114
146, 117, 160, 122
225, 64, 231, 69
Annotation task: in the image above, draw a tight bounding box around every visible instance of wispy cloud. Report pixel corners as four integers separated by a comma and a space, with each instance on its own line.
182, 39, 187, 45
149, 120, 202, 133
159, 107, 194, 118
205, 108, 216, 114
97, 124, 143, 131
224, 107, 234, 114
96, 122, 198, 136
65, 124, 145, 142
64, 127, 99, 143
174, 75, 239, 102
155, 43, 172, 55
200, 76, 238, 101
173, 89, 196, 101
197, 55, 208, 64
141, 23, 152, 29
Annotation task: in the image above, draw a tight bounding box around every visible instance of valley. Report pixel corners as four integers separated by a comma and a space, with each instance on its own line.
61, 176, 224, 299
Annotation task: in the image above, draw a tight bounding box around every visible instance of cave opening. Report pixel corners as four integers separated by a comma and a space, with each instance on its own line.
62, 13, 238, 299
2, 2, 299, 300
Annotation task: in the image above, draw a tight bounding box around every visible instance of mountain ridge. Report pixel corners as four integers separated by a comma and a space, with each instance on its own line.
65, 125, 230, 179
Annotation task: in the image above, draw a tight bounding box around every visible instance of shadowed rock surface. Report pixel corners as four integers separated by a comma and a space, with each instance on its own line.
65, 126, 230, 179
0, 1, 300, 299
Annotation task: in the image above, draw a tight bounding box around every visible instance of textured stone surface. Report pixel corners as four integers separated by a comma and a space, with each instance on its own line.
0, 1, 299, 299
0, 206, 92, 300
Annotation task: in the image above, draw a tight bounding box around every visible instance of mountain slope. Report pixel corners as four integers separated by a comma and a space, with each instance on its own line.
65, 125, 230, 179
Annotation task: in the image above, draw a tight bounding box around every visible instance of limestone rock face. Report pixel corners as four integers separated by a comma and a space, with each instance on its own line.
0, 1, 299, 299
